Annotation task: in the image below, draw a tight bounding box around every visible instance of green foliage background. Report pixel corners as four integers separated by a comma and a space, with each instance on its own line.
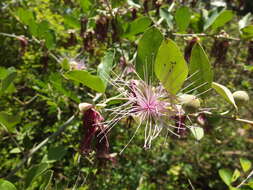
0, 0, 253, 189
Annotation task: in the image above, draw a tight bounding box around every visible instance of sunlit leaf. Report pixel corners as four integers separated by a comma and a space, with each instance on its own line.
212, 82, 237, 109
231, 169, 241, 183
155, 39, 188, 94
188, 43, 213, 95
0, 112, 21, 132
240, 158, 252, 172
136, 27, 163, 80
65, 70, 106, 93
0, 179, 17, 190
219, 168, 232, 186
190, 126, 204, 140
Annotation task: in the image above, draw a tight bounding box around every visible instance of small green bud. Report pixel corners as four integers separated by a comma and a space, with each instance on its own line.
232, 91, 249, 106
79, 103, 93, 112
179, 94, 200, 113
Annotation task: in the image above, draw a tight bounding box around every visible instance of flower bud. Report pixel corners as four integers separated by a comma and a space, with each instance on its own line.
79, 103, 93, 112
179, 94, 200, 113
232, 91, 249, 106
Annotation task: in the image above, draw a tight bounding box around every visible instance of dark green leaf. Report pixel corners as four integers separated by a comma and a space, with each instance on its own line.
0, 179, 17, 190
65, 70, 106, 93
39, 170, 54, 190
42, 146, 67, 163
136, 27, 163, 80
188, 43, 213, 95
97, 50, 115, 88
0, 112, 21, 132
204, 7, 224, 31
155, 39, 188, 94
211, 10, 234, 30
241, 25, 253, 39
219, 168, 232, 186
175, 6, 191, 32
25, 163, 49, 188
1, 71, 17, 92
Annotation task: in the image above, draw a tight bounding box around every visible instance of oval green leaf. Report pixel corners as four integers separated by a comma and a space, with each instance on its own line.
0, 179, 17, 190
136, 27, 163, 80
219, 168, 232, 186
211, 10, 234, 30
212, 82, 237, 110
155, 39, 188, 95
190, 126, 204, 141
175, 6, 191, 32
188, 43, 213, 96
64, 70, 106, 93
240, 158, 252, 172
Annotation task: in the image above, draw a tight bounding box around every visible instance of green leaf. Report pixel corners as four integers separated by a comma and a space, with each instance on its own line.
231, 169, 241, 183
175, 6, 191, 32
123, 16, 152, 37
65, 70, 106, 93
64, 15, 81, 29
241, 25, 253, 39
211, 10, 234, 30
239, 13, 252, 30
25, 163, 49, 188
15, 8, 35, 26
0, 112, 21, 132
0, 179, 17, 190
1, 71, 17, 92
219, 168, 233, 186
155, 39, 188, 95
97, 50, 115, 88
212, 82, 237, 109
190, 126, 204, 140
188, 43, 213, 95
42, 146, 68, 163
80, 0, 91, 12
39, 170, 54, 190
204, 7, 225, 31
240, 158, 252, 172
136, 27, 163, 80
159, 8, 174, 30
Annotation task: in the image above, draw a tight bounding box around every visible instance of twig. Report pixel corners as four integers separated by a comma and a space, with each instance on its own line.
237, 169, 253, 188
173, 33, 240, 41
6, 114, 76, 179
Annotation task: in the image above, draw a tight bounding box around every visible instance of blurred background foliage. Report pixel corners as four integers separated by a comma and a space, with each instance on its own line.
0, 0, 253, 189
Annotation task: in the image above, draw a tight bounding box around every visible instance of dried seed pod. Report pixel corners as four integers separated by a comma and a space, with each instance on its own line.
111, 18, 119, 42
184, 37, 199, 63
232, 91, 250, 106
143, 0, 149, 13
95, 15, 109, 42
131, 8, 137, 20
17, 36, 28, 56
211, 39, 229, 66
83, 31, 94, 53
196, 113, 213, 133
80, 17, 88, 37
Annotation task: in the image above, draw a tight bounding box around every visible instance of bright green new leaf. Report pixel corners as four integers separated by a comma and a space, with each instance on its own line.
204, 7, 228, 31
15, 8, 35, 26
155, 39, 188, 94
97, 50, 115, 88
64, 15, 81, 29
175, 6, 191, 32
240, 158, 252, 172
0, 179, 17, 190
123, 16, 152, 37
0, 112, 21, 132
211, 10, 234, 30
219, 168, 233, 186
212, 82, 237, 109
25, 163, 49, 188
136, 27, 163, 80
190, 126, 204, 140
231, 169, 241, 183
65, 70, 106, 93
188, 43, 213, 95
241, 25, 253, 39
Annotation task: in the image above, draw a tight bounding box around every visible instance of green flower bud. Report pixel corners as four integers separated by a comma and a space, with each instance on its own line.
232, 91, 249, 106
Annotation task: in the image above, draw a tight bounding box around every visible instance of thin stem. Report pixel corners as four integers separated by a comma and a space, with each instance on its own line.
237, 169, 253, 188
173, 33, 240, 41
6, 114, 76, 179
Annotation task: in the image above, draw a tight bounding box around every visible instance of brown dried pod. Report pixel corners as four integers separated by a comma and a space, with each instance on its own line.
184, 37, 199, 63
17, 36, 28, 56
211, 39, 230, 66
80, 17, 88, 37
83, 31, 94, 54
131, 8, 137, 20
247, 41, 253, 65
95, 15, 110, 42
